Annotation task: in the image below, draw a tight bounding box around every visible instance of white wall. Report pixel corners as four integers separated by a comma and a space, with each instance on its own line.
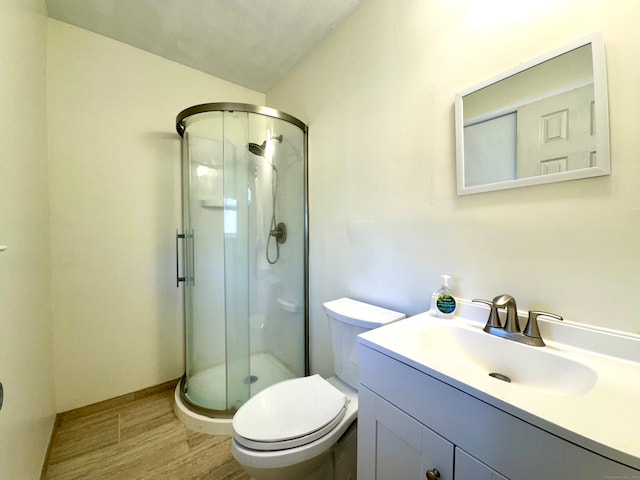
267, 0, 640, 376
0, 0, 56, 478
47, 19, 265, 411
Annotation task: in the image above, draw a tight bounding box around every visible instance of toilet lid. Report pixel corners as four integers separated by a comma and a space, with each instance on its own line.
233, 374, 348, 451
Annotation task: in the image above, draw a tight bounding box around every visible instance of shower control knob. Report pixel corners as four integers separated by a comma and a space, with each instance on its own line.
270, 222, 287, 244
426, 468, 441, 480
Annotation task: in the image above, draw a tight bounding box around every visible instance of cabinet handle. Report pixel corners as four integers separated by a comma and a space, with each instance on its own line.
426, 468, 441, 480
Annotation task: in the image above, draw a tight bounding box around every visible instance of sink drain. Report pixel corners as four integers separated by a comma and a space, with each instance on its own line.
243, 375, 258, 385
489, 372, 511, 383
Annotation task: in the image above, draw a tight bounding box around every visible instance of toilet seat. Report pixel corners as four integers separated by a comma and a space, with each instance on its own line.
233, 374, 349, 451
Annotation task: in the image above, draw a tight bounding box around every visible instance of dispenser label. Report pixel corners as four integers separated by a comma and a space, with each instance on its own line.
436, 295, 456, 314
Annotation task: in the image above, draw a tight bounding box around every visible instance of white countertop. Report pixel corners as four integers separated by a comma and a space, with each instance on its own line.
358, 300, 640, 470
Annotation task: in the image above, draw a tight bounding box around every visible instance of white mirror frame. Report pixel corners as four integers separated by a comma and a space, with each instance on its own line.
455, 32, 610, 196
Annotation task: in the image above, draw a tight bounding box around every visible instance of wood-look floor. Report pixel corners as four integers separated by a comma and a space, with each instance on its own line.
41, 380, 250, 480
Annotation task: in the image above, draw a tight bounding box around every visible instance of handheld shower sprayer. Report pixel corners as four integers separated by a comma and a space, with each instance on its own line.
247, 134, 286, 264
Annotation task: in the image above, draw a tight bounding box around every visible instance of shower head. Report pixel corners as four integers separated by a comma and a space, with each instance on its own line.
247, 135, 283, 157
248, 141, 266, 157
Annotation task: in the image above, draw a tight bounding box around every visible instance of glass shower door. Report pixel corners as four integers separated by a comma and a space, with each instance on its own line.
221, 112, 251, 410
182, 111, 243, 411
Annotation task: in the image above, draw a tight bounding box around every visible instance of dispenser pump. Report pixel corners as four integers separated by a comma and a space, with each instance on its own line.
432, 274, 457, 318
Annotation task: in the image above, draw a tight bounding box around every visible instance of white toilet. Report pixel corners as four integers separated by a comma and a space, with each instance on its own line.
231, 298, 405, 480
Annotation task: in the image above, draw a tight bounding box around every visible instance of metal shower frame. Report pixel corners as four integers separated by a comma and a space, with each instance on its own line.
175, 102, 309, 416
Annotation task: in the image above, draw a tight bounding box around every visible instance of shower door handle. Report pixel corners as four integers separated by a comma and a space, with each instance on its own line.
176, 229, 186, 287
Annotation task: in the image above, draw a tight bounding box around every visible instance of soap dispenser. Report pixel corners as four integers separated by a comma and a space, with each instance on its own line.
431, 275, 457, 318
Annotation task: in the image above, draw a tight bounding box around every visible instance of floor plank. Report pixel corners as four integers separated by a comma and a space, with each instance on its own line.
43, 386, 250, 480
48, 411, 120, 465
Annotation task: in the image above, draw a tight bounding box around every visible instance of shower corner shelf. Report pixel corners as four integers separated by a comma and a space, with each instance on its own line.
278, 298, 301, 313
200, 199, 223, 209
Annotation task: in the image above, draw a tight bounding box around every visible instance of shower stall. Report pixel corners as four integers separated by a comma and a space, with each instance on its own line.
174, 103, 308, 431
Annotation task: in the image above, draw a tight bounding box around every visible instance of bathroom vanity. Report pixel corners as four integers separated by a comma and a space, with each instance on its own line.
357, 302, 640, 479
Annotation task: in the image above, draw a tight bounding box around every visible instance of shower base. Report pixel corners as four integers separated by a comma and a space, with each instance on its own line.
174, 352, 296, 435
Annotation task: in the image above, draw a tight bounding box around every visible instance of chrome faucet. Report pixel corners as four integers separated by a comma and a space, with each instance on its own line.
473, 295, 563, 347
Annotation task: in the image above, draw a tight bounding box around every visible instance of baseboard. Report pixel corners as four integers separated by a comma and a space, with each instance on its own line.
56, 378, 180, 423
39, 377, 181, 479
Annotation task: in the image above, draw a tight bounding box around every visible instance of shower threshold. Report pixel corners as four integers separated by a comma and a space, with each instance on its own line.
174, 352, 296, 435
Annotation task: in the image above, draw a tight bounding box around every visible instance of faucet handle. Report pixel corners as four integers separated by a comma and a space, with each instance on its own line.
472, 299, 502, 332
524, 311, 563, 344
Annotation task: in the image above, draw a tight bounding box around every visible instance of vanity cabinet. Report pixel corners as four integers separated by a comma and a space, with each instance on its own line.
358, 345, 639, 480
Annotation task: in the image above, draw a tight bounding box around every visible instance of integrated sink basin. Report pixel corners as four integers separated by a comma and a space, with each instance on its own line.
358, 302, 640, 470
417, 324, 597, 396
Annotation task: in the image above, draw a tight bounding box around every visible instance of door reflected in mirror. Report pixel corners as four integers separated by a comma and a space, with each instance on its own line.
455, 33, 610, 195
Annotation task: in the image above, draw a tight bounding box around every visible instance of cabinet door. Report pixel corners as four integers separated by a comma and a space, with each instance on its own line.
422, 426, 455, 480
358, 386, 454, 479
455, 447, 508, 480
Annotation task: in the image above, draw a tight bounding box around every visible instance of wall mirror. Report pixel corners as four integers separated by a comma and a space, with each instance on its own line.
455, 33, 610, 195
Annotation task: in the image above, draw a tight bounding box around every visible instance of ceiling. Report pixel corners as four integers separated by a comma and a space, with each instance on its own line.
46, 0, 364, 92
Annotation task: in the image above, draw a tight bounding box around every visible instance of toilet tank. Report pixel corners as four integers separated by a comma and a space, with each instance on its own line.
323, 298, 405, 390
